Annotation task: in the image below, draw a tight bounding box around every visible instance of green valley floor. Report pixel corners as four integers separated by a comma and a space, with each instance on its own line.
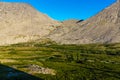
0, 42, 120, 80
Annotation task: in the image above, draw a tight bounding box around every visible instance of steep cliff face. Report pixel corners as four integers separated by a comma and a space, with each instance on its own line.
49, 1, 120, 44
0, 2, 60, 45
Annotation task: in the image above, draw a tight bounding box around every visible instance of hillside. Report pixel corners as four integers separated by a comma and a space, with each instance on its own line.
48, 20, 82, 38
0, 2, 60, 45
49, 0, 120, 44
0, 1, 120, 45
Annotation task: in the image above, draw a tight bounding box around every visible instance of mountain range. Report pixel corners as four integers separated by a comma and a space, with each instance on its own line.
49, 0, 120, 44
0, 0, 120, 45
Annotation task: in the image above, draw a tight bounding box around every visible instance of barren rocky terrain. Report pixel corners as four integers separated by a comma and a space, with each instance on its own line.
49, 0, 120, 44
0, 2, 60, 45
0, 1, 120, 45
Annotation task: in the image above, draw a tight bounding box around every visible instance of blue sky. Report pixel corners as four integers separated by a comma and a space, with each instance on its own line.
1, 0, 116, 21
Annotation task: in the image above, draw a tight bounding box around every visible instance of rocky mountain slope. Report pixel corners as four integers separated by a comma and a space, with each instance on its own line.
0, 1, 120, 45
49, 0, 120, 44
48, 20, 82, 38
0, 2, 60, 45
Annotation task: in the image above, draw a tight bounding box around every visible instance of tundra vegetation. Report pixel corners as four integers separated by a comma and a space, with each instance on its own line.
0, 41, 120, 80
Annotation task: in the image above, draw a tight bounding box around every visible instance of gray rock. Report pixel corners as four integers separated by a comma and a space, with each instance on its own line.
0, 2, 60, 45
49, 0, 120, 44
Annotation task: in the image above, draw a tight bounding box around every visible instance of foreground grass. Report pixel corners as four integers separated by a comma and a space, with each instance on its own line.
0, 42, 120, 80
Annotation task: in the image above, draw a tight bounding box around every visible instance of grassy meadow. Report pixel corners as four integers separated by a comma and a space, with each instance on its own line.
0, 42, 120, 80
